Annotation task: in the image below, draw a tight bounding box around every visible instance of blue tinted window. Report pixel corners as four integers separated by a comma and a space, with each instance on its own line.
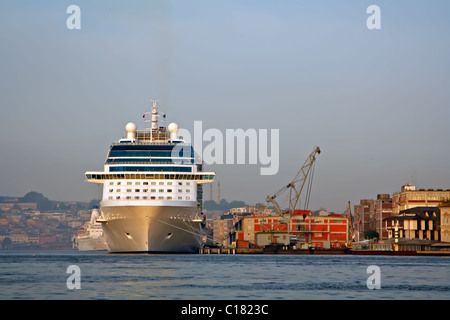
108, 145, 194, 158
106, 158, 194, 164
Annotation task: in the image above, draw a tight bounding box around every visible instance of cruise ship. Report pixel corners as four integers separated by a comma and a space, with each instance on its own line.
76, 208, 107, 251
85, 101, 215, 253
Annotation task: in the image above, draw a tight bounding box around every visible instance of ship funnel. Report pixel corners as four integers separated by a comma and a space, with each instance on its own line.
125, 122, 137, 140
168, 123, 179, 141
90, 208, 100, 224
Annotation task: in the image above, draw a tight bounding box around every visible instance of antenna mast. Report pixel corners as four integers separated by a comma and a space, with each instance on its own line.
143, 99, 160, 141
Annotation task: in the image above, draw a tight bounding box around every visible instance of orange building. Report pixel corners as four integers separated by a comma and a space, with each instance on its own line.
290, 211, 349, 249
234, 215, 289, 246
234, 210, 349, 249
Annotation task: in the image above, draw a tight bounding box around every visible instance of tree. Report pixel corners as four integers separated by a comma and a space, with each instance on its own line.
2, 237, 12, 249
22, 191, 45, 202
203, 199, 249, 211
21, 192, 52, 211
203, 200, 220, 211
88, 199, 101, 209
229, 200, 247, 208
364, 229, 379, 239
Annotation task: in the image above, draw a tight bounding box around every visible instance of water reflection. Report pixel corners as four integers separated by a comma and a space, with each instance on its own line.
0, 251, 449, 299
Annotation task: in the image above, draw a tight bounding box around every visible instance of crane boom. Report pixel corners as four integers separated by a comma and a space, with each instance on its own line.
266, 146, 321, 218
347, 201, 354, 250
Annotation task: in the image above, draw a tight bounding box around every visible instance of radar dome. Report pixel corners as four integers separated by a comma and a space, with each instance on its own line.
126, 122, 137, 133
168, 123, 179, 141
125, 122, 136, 140
168, 122, 179, 133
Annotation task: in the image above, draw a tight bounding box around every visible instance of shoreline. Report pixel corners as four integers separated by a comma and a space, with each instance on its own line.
199, 247, 450, 256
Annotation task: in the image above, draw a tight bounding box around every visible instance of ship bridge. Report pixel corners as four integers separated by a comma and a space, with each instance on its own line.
85, 172, 215, 184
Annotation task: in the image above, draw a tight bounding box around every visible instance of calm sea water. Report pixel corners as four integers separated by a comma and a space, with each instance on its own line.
0, 250, 449, 300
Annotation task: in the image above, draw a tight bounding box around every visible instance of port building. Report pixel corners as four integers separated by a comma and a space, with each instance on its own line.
392, 183, 450, 214
354, 184, 450, 243
354, 194, 393, 240
385, 207, 440, 241
233, 210, 349, 249
440, 205, 450, 242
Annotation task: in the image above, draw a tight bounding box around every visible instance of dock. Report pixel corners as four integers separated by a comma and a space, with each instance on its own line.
199, 247, 450, 256
199, 247, 263, 254
199, 247, 348, 255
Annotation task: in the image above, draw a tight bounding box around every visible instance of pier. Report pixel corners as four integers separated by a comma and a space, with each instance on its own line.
199, 247, 263, 254
198, 247, 347, 255
199, 246, 450, 256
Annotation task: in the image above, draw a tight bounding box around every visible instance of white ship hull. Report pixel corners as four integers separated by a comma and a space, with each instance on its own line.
99, 200, 203, 253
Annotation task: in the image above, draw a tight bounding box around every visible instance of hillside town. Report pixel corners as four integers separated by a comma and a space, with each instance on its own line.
0, 192, 97, 249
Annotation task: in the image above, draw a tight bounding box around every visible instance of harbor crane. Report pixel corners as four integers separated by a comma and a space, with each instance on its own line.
266, 146, 321, 222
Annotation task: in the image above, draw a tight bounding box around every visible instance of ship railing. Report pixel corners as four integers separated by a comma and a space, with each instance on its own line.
113, 141, 175, 146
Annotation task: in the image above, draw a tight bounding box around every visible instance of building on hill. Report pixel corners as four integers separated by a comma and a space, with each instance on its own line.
392, 183, 450, 214
228, 205, 274, 216
0, 202, 38, 211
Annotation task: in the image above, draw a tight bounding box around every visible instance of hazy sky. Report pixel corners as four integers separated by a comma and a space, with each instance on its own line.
1, 1, 449, 213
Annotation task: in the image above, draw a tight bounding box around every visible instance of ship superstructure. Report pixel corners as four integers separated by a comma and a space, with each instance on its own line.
76, 208, 107, 251
85, 101, 215, 252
